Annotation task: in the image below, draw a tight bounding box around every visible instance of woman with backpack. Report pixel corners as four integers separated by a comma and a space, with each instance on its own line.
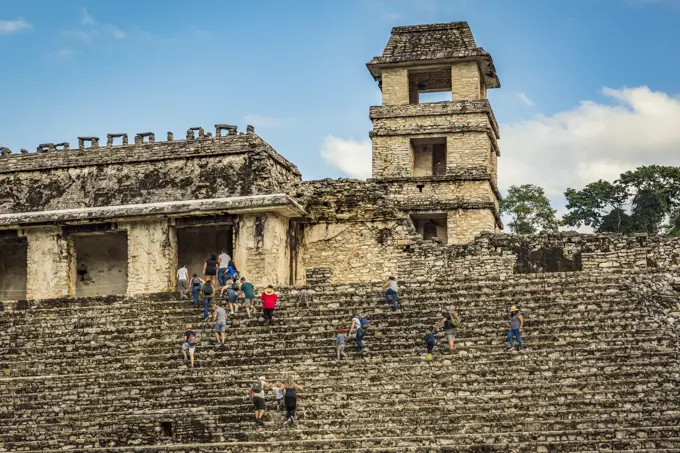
203, 254, 218, 284
201, 280, 214, 321
190, 274, 204, 307
283, 376, 304, 426
349, 313, 368, 353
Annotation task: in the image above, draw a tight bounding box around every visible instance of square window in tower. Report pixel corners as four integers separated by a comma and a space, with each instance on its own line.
408, 68, 452, 104
411, 138, 447, 177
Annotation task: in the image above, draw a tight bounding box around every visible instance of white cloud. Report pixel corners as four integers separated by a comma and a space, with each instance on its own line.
499, 86, 680, 200
517, 92, 536, 107
320, 136, 372, 179
81, 8, 94, 26
243, 115, 294, 129
0, 18, 31, 35
74, 8, 125, 40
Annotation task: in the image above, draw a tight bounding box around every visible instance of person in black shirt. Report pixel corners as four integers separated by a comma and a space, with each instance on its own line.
203, 254, 218, 284
438, 307, 459, 351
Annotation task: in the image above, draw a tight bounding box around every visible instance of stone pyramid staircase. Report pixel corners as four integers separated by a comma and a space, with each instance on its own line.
1, 272, 679, 452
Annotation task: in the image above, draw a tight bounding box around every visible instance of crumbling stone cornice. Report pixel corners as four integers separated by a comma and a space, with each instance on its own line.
0, 130, 301, 177
399, 199, 502, 229
0, 194, 307, 228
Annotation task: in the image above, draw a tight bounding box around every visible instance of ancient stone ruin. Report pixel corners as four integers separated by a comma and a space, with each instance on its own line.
0, 21, 679, 452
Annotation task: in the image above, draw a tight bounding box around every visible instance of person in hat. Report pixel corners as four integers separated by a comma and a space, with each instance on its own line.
438, 307, 460, 351
335, 327, 347, 360
249, 376, 268, 424
507, 305, 525, 353
260, 285, 278, 325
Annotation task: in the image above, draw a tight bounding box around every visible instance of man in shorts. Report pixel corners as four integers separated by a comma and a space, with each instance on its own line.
181, 324, 197, 369
438, 307, 459, 351
250, 376, 268, 424
239, 277, 255, 318
211, 301, 228, 346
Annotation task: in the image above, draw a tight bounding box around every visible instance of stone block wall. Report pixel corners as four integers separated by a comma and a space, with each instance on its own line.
380, 68, 409, 105
234, 212, 290, 286
447, 209, 496, 244
451, 61, 483, 101
123, 220, 177, 295
0, 133, 301, 215
25, 226, 75, 299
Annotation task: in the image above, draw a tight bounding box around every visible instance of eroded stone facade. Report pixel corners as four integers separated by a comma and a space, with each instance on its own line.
1, 22, 508, 298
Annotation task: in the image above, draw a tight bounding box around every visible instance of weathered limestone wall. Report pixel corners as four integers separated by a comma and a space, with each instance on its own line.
451, 61, 482, 101
447, 209, 496, 244
25, 227, 75, 299
297, 219, 412, 283
0, 236, 27, 300
384, 178, 498, 210
0, 133, 301, 215
123, 220, 177, 295
234, 213, 290, 286
73, 232, 128, 297
381, 68, 410, 105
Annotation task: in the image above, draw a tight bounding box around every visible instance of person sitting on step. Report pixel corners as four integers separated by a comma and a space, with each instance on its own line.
211, 301, 228, 347
507, 305, 526, 353
384, 276, 398, 311
260, 285, 278, 325
181, 323, 197, 369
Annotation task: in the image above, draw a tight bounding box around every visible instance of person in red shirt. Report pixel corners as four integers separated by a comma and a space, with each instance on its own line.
260, 285, 278, 325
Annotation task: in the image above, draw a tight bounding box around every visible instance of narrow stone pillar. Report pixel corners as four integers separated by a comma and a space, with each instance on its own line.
233, 212, 289, 286
25, 227, 75, 299
122, 219, 177, 295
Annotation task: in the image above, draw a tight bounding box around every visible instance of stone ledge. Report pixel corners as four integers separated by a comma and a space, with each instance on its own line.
398, 200, 502, 228
0, 194, 308, 228
369, 170, 502, 202
369, 100, 499, 139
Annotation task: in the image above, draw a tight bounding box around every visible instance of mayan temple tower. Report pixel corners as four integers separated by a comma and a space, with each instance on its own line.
367, 22, 501, 244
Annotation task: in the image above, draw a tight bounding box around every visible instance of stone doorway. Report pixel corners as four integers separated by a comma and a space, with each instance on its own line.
0, 234, 27, 300
74, 232, 128, 297
411, 213, 448, 244
176, 225, 233, 280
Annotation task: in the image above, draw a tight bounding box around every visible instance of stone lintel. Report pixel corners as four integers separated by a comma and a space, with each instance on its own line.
0, 194, 308, 228
369, 171, 501, 201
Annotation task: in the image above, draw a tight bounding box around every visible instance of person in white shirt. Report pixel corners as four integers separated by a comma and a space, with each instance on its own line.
217, 249, 231, 288
177, 264, 189, 299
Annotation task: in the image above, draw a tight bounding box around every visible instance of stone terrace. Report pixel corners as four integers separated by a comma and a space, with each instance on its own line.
1, 270, 679, 452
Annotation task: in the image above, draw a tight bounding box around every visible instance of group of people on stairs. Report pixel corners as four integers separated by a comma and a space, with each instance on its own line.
178, 270, 527, 425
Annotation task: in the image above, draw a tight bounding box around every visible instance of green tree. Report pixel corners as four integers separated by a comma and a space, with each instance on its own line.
562, 180, 630, 232
501, 184, 559, 234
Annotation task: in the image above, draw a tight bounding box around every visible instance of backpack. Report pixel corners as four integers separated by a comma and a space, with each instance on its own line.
251, 381, 263, 393
191, 278, 202, 288
426, 332, 436, 344
360, 317, 369, 328
452, 313, 461, 328
203, 284, 213, 296
188, 332, 197, 345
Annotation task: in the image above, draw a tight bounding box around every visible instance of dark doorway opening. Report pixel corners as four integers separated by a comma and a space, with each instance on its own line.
0, 234, 27, 300
176, 225, 233, 279
74, 231, 128, 297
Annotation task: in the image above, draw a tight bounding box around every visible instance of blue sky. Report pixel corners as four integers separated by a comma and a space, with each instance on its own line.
1, 0, 680, 215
